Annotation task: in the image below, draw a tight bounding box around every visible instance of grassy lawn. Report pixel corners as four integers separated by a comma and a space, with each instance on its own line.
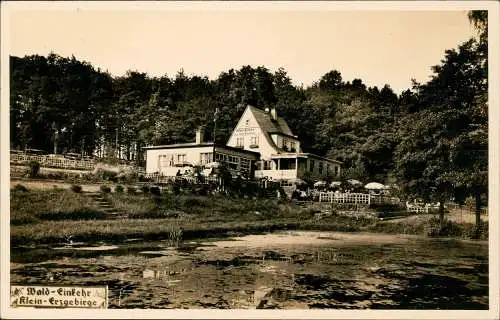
9, 187, 487, 245
10, 187, 106, 225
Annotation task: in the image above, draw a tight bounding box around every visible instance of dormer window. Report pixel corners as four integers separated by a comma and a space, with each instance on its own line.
282, 138, 288, 151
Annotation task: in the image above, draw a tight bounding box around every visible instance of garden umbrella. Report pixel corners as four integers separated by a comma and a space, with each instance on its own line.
330, 181, 342, 187
347, 179, 363, 186
364, 182, 388, 190
314, 181, 327, 187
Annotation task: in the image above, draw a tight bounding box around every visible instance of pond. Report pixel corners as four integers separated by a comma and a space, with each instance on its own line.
10, 231, 488, 309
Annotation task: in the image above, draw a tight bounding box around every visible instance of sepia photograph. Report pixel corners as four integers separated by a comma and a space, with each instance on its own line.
1, 1, 499, 319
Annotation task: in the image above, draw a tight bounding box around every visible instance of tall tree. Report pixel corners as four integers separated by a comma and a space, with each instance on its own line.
395, 25, 487, 234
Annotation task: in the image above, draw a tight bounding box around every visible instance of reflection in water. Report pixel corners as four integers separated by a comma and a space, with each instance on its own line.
11, 232, 489, 309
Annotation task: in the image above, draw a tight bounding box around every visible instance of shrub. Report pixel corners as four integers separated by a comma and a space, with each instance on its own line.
102, 170, 118, 182
127, 186, 136, 194
46, 172, 65, 180
71, 184, 83, 193
425, 217, 487, 239
13, 184, 28, 192
141, 185, 150, 194
171, 181, 181, 195
100, 185, 111, 193
150, 186, 161, 195
115, 185, 124, 193
27, 160, 41, 178
370, 203, 407, 218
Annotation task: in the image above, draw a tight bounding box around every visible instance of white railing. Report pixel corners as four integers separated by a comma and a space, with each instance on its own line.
319, 192, 371, 204
254, 169, 297, 180
11, 154, 95, 170
405, 201, 440, 214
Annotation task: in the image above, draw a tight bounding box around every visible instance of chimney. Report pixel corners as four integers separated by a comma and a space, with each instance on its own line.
270, 108, 277, 121
196, 127, 204, 144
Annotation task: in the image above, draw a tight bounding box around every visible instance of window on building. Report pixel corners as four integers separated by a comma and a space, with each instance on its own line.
310, 160, 315, 173
225, 155, 239, 170
335, 165, 340, 176
282, 139, 288, 151
245, 119, 250, 126
264, 161, 272, 170
215, 153, 225, 162
177, 154, 186, 163
236, 137, 244, 147
169, 155, 175, 166
250, 136, 259, 147
200, 153, 213, 165
240, 159, 251, 174
290, 141, 296, 152
159, 155, 167, 168
318, 162, 323, 174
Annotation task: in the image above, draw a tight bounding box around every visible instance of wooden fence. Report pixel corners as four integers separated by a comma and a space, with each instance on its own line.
11, 154, 95, 171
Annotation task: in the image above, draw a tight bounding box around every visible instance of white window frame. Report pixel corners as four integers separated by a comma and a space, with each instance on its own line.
236, 137, 244, 147
250, 136, 259, 146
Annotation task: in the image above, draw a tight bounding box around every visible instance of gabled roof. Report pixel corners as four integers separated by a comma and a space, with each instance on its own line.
248, 105, 296, 138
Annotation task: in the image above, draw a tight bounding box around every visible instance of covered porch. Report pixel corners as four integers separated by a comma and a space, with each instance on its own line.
254, 154, 309, 181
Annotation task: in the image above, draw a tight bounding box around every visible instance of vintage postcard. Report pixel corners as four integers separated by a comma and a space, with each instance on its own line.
1, 1, 499, 319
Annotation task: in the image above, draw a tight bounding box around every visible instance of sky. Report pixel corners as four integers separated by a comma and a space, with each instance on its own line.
6, 5, 477, 94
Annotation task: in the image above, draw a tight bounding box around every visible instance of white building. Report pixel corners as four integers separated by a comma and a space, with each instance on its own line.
143, 128, 259, 178
144, 105, 341, 183
226, 105, 341, 183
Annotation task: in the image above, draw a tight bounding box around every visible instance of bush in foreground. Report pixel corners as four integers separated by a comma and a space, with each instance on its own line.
127, 186, 136, 194
27, 160, 41, 178
71, 184, 83, 193
150, 186, 161, 195
100, 185, 111, 193
115, 185, 124, 193
13, 184, 28, 192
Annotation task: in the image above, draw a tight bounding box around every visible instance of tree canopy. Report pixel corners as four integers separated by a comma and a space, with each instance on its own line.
10, 11, 488, 223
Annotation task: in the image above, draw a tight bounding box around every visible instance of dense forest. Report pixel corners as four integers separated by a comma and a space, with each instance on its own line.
9, 12, 487, 207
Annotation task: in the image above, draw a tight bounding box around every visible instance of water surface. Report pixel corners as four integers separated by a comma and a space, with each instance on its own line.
11, 231, 488, 309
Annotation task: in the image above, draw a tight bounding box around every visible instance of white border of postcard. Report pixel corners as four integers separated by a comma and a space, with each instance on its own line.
1, 1, 499, 319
